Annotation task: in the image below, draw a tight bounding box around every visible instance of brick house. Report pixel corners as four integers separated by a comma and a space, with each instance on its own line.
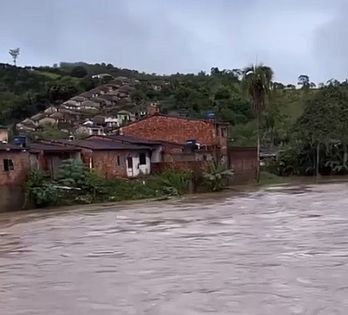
52, 139, 152, 179
0, 144, 30, 186
118, 113, 229, 163
0, 144, 30, 211
88, 134, 215, 164
29, 143, 82, 179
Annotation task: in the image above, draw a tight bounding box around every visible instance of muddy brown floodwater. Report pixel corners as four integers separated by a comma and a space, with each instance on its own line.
1, 183, 348, 314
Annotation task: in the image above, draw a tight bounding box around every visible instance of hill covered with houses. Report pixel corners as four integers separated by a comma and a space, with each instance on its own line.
16, 77, 162, 138
1, 61, 311, 145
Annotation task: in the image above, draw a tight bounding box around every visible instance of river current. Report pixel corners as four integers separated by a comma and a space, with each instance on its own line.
1, 183, 348, 314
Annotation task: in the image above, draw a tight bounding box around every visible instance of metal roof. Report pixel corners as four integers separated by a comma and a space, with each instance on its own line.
51, 139, 152, 151
0, 144, 25, 152
28, 142, 81, 153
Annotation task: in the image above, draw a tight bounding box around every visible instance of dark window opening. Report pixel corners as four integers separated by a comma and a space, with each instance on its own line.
203, 154, 207, 161
221, 128, 227, 137
139, 153, 146, 165
127, 157, 133, 169
116, 156, 120, 166
3, 159, 14, 171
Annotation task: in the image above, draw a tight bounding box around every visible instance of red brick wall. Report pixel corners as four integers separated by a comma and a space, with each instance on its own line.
0, 151, 30, 186
229, 147, 258, 182
80, 149, 128, 179
121, 115, 227, 147
152, 161, 209, 174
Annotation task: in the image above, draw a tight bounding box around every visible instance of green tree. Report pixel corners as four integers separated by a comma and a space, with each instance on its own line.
242, 64, 273, 181
294, 85, 348, 176
70, 66, 88, 78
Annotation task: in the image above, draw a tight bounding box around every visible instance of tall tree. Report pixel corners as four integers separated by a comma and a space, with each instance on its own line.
242, 64, 273, 181
9, 48, 20, 66
298, 74, 310, 89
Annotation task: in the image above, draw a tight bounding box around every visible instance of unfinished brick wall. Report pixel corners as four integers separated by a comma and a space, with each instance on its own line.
229, 147, 258, 182
0, 151, 30, 186
82, 150, 128, 179
121, 115, 227, 147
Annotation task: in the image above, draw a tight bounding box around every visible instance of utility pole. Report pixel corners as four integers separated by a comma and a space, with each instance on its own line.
316, 143, 320, 178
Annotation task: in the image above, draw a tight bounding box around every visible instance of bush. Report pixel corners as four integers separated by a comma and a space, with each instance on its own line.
25, 170, 59, 207
203, 161, 234, 192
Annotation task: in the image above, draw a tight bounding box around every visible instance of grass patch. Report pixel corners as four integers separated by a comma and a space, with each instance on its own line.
34, 70, 62, 80
258, 171, 288, 186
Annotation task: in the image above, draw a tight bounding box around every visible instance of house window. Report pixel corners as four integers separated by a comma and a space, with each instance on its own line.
139, 153, 146, 165
3, 159, 14, 171
116, 155, 121, 166
221, 128, 227, 137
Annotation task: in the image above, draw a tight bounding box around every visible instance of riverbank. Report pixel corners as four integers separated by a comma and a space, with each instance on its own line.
3, 171, 348, 214
0, 168, 348, 212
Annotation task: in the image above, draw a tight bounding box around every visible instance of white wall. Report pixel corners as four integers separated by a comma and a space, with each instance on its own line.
126, 152, 151, 178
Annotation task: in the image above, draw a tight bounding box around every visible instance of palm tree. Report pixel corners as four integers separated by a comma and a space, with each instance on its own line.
242, 64, 273, 182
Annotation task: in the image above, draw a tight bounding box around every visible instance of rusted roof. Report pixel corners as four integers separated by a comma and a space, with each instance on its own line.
51, 139, 152, 151
28, 142, 81, 153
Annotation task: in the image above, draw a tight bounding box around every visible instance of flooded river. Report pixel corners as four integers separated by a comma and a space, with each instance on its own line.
1, 182, 348, 314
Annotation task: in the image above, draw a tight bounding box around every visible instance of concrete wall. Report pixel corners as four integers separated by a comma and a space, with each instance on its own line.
126, 152, 151, 178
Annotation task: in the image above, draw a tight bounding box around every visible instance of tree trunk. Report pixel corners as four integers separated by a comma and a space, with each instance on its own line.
256, 112, 261, 182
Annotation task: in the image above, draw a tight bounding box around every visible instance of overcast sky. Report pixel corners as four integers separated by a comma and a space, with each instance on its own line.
0, 0, 347, 83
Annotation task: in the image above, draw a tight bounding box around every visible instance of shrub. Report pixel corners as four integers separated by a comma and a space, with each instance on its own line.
203, 161, 234, 192
25, 169, 59, 207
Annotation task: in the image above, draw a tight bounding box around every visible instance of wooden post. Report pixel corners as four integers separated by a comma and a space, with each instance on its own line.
256, 113, 261, 182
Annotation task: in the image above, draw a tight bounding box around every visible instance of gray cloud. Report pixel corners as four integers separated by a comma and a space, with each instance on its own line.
312, 1, 348, 83
0, 0, 346, 83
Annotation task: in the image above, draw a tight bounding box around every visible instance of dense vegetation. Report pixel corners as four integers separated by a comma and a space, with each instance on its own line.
25, 159, 233, 207
0, 62, 311, 143
2, 61, 348, 176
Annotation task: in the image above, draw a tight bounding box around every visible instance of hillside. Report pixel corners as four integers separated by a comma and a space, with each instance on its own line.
0, 62, 312, 144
